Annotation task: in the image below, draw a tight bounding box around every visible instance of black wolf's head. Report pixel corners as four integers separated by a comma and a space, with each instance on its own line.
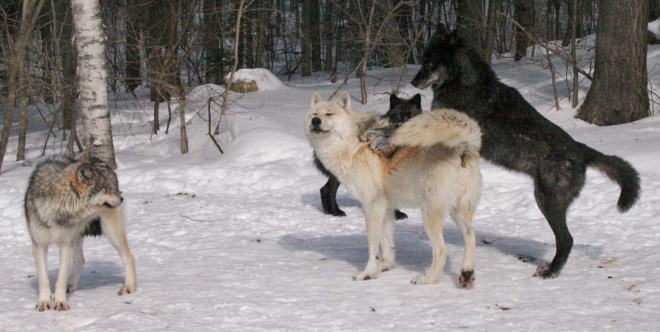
411, 25, 482, 89
385, 93, 422, 125
76, 156, 124, 208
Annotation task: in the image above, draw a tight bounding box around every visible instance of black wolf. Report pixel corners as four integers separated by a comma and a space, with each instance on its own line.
410, 26, 640, 279
314, 93, 422, 219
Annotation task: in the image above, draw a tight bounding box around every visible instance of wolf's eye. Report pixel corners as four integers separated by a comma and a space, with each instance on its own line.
326, 113, 333, 117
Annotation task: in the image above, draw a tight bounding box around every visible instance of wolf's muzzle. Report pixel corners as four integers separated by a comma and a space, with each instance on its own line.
310, 117, 324, 133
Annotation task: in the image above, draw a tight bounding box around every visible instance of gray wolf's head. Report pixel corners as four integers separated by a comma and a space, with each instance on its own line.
305, 91, 356, 142
385, 93, 422, 125
411, 25, 480, 89
75, 156, 124, 208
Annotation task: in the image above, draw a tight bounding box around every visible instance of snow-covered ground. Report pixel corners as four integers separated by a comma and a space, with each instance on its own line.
1, 44, 660, 331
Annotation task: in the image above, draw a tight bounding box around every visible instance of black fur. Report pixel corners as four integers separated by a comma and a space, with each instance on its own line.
314, 93, 422, 219
412, 28, 641, 279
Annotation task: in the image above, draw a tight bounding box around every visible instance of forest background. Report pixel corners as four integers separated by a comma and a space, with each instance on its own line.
0, 0, 659, 170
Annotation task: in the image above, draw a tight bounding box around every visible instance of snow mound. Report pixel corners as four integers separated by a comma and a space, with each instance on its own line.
187, 84, 225, 101
225, 68, 285, 91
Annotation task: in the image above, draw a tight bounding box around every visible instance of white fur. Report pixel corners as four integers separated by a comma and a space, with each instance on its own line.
306, 91, 483, 286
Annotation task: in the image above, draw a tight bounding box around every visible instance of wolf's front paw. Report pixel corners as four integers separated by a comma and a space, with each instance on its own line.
118, 283, 136, 295
352, 270, 378, 281
379, 259, 396, 273
360, 128, 388, 142
35, 300, 51, 311
410, 273, 438, 285
369, 137, 393, 151
53, 301, 69, 311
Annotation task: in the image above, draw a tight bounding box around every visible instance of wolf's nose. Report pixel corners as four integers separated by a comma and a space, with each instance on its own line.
311, 117, 321, 127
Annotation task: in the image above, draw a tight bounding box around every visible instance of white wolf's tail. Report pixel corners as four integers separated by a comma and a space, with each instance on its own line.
390, 108, 482, 155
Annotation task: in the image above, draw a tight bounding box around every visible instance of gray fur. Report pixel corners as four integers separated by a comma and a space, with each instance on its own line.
25, 154, 136, 311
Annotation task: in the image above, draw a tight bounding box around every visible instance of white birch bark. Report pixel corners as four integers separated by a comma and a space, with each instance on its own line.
71, 0, 116, 168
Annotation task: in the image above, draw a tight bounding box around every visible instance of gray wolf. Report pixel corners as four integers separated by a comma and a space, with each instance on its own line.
314, 93, 422, 219
306, 91, 482, 287
24, 154, 137, 311
410, 26, 640, 279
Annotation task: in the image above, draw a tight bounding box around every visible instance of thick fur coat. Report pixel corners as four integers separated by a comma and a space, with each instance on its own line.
25, 154, 136, 311
411, 26, 641, 278
314, 93, 422, 219
306, 91, 482, 287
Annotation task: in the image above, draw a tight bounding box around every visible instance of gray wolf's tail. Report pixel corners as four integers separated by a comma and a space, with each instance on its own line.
390, 108, 482, 158
584, 144, 640, 212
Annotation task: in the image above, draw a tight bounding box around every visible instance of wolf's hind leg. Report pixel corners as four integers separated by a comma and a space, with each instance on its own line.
532, 159, 584, 279
452, 210, 476, 288
411, 208, 447, 285
67, 238, 85, 293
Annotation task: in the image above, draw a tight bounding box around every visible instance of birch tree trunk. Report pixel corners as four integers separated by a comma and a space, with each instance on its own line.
71, 0, 117, 168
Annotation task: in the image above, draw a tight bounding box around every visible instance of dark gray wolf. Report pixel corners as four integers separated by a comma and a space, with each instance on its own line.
314, 93, 422, 219
410, 26, 640, 279
306, 91, 482, 287
24, 154, 137, 311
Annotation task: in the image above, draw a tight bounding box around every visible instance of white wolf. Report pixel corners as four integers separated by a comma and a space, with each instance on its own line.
306, 91, 482, 287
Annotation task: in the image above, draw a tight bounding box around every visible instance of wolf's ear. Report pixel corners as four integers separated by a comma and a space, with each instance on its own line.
337, 91, 351, 109
311, 92, 323, 107
78, 150, 92, 163
446, 29, 462, 46
76, 164, 96, 185
411, 93, 422, 109
432, 24, 449, 41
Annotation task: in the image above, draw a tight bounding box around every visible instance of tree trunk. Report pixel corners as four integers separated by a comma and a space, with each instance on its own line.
456, 0, 486, 61
125, 0, 142, 92
513, 0, 533, 61
204, 0, 224, 84
300, 1, 313, 76
650, 0, 660, 21
0, 0, 44, 172
71, 0, 117, 167
484, 0, 498, 65
577, 0, 649, 125
55, 0, 79, 157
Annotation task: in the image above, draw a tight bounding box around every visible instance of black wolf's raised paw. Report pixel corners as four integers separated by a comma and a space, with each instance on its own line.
369, 138, 393, 152
360, 127, 394, 143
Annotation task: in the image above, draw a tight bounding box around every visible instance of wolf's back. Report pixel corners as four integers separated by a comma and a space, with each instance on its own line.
390, 108, 481, 153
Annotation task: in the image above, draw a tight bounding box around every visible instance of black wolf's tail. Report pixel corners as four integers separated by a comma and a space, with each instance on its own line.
585, 145, 640, 212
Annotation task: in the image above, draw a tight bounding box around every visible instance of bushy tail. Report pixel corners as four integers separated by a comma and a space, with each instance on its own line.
390, 108, 482, 155
585, 145, 640, 212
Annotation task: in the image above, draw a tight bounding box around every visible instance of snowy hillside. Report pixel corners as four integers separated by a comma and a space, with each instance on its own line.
1, 49, 660, 331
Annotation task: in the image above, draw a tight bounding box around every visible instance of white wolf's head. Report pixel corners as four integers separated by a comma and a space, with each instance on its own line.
305, 91, 357, 144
